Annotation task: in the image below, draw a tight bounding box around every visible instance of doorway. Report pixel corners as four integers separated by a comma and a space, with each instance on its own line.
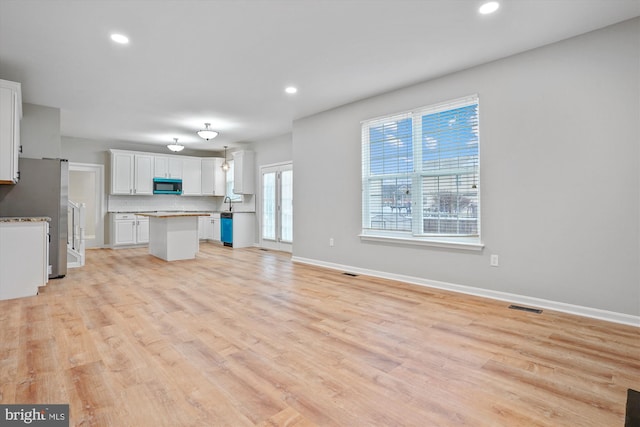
68, 163, 105, 248
260, 162, 292, 252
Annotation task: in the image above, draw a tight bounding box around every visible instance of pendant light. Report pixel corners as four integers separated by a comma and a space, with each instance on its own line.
167, 138, 184, 152
197, 123, 219, 140
221, 146, 230, 171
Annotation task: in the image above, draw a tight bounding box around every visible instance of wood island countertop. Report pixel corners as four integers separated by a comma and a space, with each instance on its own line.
135, 212, 211, 218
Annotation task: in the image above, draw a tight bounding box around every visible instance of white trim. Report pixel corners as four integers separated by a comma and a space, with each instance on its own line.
259, 162, 293, 253
361, 93, 479, 125
69, 162, 105, 248
359, 233, 484, 251
291, 256, 640, 327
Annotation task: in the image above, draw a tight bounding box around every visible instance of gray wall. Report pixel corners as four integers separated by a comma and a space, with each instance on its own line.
292, 19, 640, 316
21, 103, 61, 159
248, 132, 293, 169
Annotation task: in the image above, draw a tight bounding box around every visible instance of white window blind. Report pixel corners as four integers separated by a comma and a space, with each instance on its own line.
361, 95, 480, 244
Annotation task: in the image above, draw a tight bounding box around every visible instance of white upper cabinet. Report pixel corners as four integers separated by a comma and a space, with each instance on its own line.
110, 150, 153, 195
182, 157, 202, 196
111, 151, 134, 194
201, 158, 225, 196
0, 79, 22, 184
232, 150, 255, 194
154, 155, 183, 179
134, 154, 154, 195
154, 156, 168, 178
111, 149, 228, 197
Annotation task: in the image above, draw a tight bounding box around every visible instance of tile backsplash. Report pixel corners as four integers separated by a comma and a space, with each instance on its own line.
108, 194, 256, 213
108, 195, 218, 213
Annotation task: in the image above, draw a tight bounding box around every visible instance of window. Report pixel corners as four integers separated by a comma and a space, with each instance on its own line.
361, 95, 481, 249
225, 160, 242, 202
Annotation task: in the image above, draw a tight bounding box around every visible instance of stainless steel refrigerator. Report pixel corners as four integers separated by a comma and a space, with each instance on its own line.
0, 158, 68, 278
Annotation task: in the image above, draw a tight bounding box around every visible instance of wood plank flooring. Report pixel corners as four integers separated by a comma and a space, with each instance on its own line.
0, 243, 638, 426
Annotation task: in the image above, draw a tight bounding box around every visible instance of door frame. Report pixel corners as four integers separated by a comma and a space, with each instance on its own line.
259, 161, 293, 252
69, 162, 105, 248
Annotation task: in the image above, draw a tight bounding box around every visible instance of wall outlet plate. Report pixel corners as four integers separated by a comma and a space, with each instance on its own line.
490, 254, 499, 267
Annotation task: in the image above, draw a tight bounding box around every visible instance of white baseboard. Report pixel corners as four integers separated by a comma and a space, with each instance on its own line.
291, 256, 640, 327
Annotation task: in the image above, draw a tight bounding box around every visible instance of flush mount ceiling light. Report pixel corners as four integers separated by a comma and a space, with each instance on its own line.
285, 86, 298, 94
167, 138, 184, 152
221, 146, 230, 172
197, 123, 219, 140
479, 1, 500, 14
110, 33, 129, 44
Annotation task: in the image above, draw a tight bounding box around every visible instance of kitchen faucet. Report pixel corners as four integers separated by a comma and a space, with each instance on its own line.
223, 196, 232, 212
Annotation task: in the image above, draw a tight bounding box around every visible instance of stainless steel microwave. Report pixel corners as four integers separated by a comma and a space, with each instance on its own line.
153, 178, 182, 195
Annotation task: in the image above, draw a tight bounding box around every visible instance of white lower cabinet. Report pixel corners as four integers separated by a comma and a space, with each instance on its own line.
0, 220, 49, 300
198, 213, 220, 242
111, 213, 149, 246
212, 213, 221, 242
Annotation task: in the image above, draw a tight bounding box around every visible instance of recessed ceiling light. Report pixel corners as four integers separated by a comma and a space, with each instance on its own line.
479, 1, 500, 15
285, 86, 298, 94
110, 33, 129, 44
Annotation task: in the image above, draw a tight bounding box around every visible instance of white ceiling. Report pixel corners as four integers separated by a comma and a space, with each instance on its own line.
0, 0, 638, 152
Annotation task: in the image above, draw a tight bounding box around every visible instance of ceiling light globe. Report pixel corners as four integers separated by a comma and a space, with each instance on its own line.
479, 1, 500, 15
167, 138, 184, 152
197, 123, 219, 140
167, 144, 184, 152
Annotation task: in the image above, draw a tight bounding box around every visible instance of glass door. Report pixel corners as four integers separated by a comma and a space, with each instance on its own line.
261, 163, 293, 252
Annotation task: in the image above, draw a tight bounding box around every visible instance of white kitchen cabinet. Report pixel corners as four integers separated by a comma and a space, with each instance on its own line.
211, 213, 221, 242
0, 220, 49, 300
110, 150, 154, 195
136, 216, 149, 244
198, 213, 220, 242
134, 155, 154, 194
111, 213, 149, 246
201, 158, 225, 196
0, 79, 22, 184
182, 157, 202, 196
228, 212, 255, 248
232, 150, 255, 194
198, 215, 211, 240
154, 155, 183, 179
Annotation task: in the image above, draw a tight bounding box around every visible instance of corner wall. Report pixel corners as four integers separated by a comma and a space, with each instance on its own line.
292, 19, 640, 318
21, 103, 61, 159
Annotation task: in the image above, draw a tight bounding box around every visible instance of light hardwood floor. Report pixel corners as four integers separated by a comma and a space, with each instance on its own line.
0, 243, 638, 426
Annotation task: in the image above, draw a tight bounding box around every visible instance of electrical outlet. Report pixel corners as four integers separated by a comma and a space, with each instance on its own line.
329, 238, 334, 247
490, 254, 499, 267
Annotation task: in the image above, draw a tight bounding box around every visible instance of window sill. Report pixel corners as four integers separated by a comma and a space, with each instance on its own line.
359, 233, 484, 251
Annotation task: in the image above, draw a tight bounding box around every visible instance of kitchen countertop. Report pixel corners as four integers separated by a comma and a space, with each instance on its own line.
0, 216, 51, 223
135, 212, 212, 218
110, 210, 255, 214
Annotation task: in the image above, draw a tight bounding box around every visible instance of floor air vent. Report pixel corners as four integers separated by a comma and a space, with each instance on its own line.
508, 304, 543, 314
343, 272, 359, 277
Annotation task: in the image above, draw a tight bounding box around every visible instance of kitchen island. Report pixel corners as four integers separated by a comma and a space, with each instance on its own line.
136, 212, 210, 261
